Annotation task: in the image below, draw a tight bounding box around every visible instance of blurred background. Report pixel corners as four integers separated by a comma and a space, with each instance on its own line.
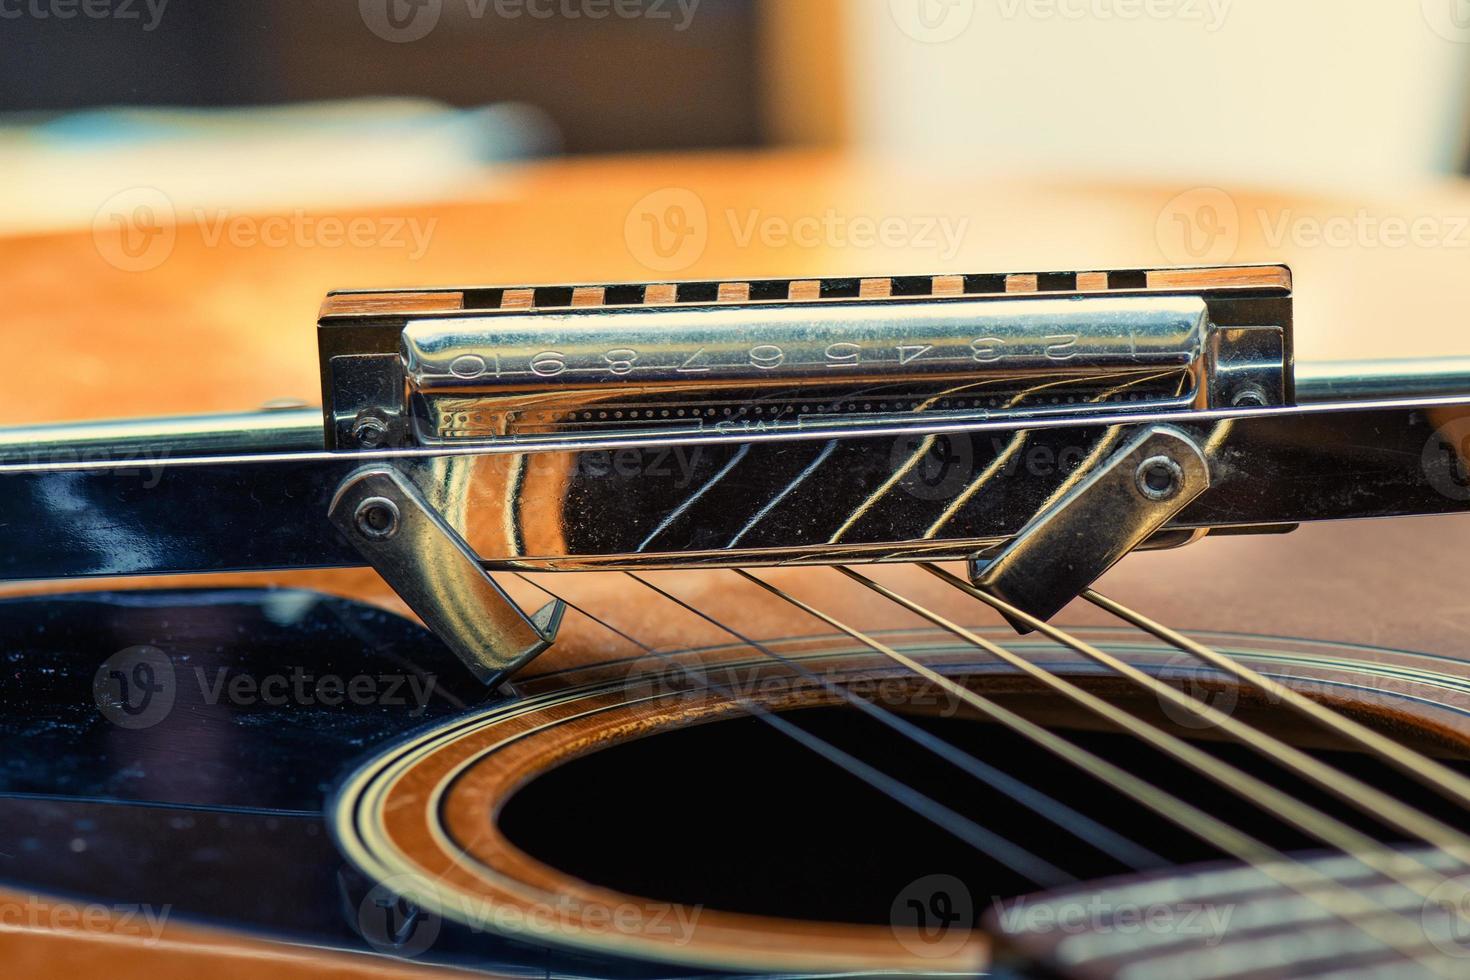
7, 0, 1469, 233
5, 1, 1470, 424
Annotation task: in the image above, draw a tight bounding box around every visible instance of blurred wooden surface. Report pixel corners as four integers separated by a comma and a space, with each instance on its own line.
9, 151, 1470, 426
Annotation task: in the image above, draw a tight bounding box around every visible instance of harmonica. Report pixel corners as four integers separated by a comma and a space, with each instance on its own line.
318, 265, 1292, 448
4, 263, 1468, 684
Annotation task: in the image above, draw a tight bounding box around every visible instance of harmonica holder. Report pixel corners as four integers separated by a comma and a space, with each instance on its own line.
319, 282, 1288, 683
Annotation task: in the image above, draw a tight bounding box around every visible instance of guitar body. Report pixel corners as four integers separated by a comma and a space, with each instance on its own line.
5, 516, 1470, 975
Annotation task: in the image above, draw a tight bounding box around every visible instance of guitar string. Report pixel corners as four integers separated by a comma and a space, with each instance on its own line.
717, 567, 1464, 975
514, 570, 1458, 969
653, 568, 1461, 971
834, 374, 1172, 547
1083, 587, 1470, 811
619, 570, 1166, 871
912, 564, 1470, 898
512, 571, 1457, 969
841, 563, 1470, 932
843, 401, 1470, 854
507, 573, 1073, 889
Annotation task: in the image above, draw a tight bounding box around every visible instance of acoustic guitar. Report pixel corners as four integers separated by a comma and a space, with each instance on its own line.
5, 180, 1470, 978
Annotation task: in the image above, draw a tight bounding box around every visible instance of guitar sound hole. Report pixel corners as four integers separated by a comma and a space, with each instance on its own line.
498, 704, 1470, 926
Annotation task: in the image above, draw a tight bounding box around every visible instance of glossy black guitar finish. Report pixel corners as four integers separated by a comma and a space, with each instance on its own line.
0, 590, 589, 976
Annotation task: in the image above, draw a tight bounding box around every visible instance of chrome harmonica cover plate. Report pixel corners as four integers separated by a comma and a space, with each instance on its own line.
402, 295, 1218, 445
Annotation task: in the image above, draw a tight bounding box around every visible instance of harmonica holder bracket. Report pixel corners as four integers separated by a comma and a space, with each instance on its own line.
328, 467, 565, 688
968, 425, 1211, 628
313, 277, 1287, 643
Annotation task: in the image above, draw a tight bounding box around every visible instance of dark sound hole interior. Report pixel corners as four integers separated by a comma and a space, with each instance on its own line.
497, 706, 1465, 926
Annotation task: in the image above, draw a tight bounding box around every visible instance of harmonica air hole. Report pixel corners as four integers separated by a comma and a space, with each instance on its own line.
820, 278, 862, 298
749, 280, 790, 301
1108, 270, 1150, 290
461, 288, 505, 309
676, 282, 720, 303
963, 273, 1007, 294
604, 284, 646, 306
535, 287, 576, 308
1037, 272, 1078, 292
892, 276, 936, 297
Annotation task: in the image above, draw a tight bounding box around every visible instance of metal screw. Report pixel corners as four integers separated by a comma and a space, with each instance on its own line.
1230, 385, 1269, 408
352, 416, 389, 448
354, 497, 401, 541
1135, 455, 1183, 501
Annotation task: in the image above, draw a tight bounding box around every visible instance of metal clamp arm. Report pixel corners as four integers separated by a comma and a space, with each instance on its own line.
328, 468, 564, 687
970, 425, 1210, 626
